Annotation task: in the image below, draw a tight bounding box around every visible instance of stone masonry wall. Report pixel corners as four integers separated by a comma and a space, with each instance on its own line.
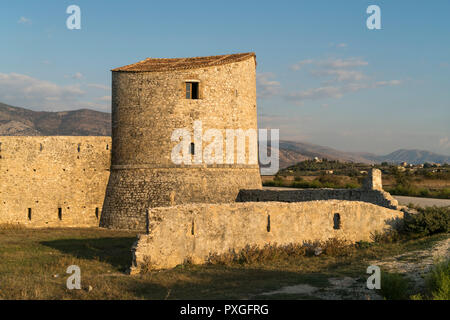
0, 136, 111, 227
131, 201, 404, 272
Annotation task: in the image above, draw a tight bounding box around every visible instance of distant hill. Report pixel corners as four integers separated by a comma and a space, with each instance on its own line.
275, 141, 376, 167
0, 102, 110, 136
1, 102, 448, 166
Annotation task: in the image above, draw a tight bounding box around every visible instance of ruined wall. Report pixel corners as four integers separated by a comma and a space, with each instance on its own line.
237, 188, 399, 209
131, 201, 404, 272
0, 136, 111, 227
237, 169, 399, 209
101, 55, 262, 230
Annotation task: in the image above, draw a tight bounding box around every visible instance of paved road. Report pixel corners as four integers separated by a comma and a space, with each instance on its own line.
393, 195, 450, 208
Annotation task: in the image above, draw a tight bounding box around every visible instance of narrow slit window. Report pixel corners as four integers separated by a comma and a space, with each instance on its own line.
58, 208, 62, 220
190, 142, 195, 155
186, 82, 199, 99
28, 208, 32, 221
333, 213, 341, 230
95, 207, 99, 219
267, 215, 271, 232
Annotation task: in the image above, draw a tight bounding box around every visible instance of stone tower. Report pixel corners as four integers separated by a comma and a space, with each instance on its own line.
100, 53, 262, 230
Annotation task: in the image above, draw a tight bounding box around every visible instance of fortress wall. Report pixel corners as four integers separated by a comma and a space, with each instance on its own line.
131, 201, 404, 272
237, 188, 399, 210
0, 136, 111, 227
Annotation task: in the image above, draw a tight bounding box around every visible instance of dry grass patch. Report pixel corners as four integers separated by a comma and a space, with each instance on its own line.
0, 227, 447, 300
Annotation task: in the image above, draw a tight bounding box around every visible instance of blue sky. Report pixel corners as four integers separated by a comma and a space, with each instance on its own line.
1, 0, 449, 155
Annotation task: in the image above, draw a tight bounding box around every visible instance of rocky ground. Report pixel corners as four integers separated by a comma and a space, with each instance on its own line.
254, 237, 450, 300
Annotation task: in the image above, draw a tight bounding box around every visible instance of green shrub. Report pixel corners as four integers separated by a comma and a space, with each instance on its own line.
372, 229, 403, 243
355, 240, 373, 249
403, 206, 450, 236
317, 174, 341, 185
263, 180, 284, 187
426, 259, 450, 300
273, 175, 284, 182
387, 185, 450, 199
291, 180, 322, 189
379, 272, 410, 300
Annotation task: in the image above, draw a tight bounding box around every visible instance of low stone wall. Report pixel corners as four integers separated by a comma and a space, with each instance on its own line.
131, 200, 404, 272
237, 188, 399, 210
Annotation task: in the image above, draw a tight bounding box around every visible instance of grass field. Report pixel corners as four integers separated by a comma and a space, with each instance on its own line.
0, 226, 447, 300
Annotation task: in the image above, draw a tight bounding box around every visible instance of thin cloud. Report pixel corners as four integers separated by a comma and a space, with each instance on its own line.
286, 86, 344, 102
87, 83, 110, 90
0, 72, 91, 111
311, 69, 366, 82
96, 96, 111, 102
291, 58, 368, 71
290, 59, 314, 71
256, 73, 281, 98
329, 43, 348, 48
439, 137, 450, 150
318, 58, 368, 69
65, 72, 83, 80
18, 16, 31, 24
286, 57, 401, 103
285, 80, 401, 103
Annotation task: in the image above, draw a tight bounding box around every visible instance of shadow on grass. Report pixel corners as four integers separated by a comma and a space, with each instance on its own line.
40, 237, 137, 272
132, 265, 335, 299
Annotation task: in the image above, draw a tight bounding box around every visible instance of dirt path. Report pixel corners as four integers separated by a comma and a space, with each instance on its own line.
370, 237, 450, 293
255, 236, 450, 300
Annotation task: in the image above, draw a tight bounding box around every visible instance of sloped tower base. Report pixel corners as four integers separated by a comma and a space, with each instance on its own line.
100, 166, 262, 230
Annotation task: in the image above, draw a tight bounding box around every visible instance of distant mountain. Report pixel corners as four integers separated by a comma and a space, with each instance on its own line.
276, 141, 377, 166
0, 102, 110, 136
1, 103, 448, 166
377, 149, 450, 165
274, 141, 450, 167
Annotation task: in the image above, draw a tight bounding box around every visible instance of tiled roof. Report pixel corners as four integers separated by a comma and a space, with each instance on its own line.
112, 52, 256, 72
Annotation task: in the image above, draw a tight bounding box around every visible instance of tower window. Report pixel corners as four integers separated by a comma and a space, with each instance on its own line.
186, 82, 199, 99
28, 208, 32, 221
58, 208, 62, 220
190, 142, 195, 155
